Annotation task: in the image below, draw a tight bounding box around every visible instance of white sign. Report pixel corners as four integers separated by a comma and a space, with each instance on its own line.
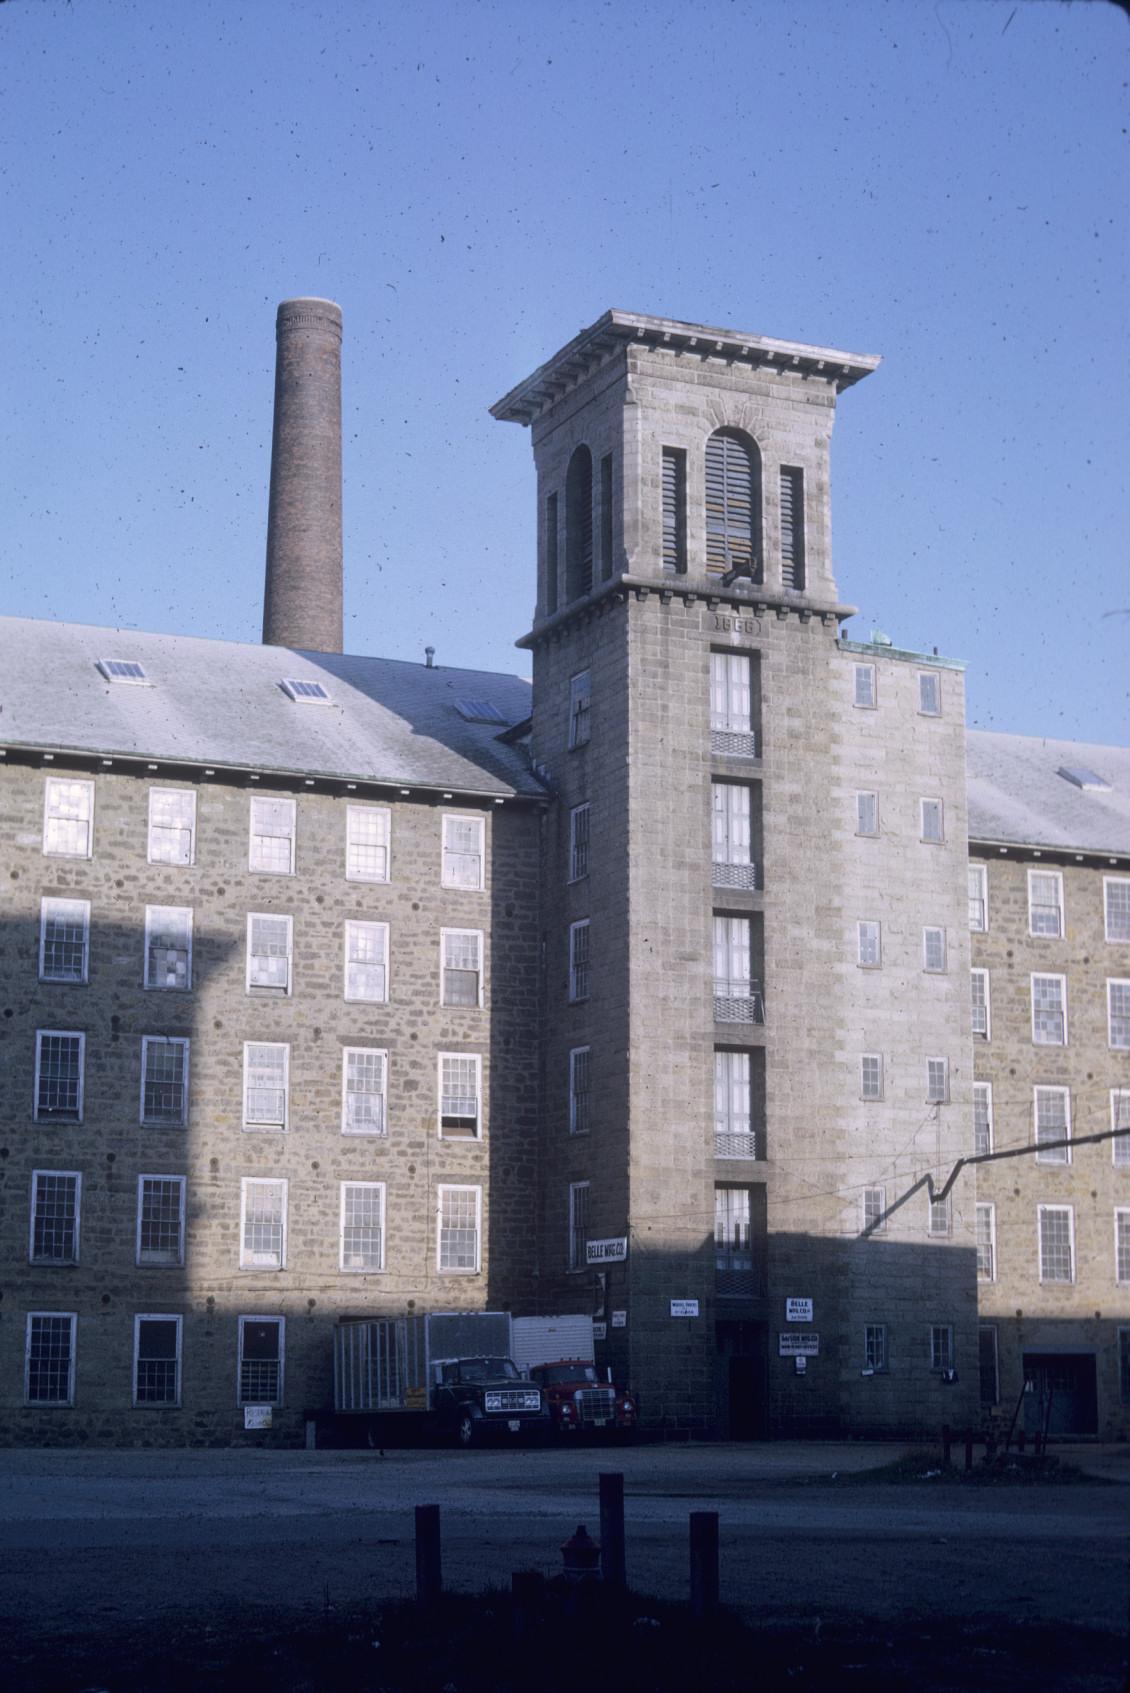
586, 1237, 628, 1265
592, 1322, 607, 1341
785, 1298, 813, 1323
611, 1310, 627, 1328
244, 1405, 273, 1429
778, 1332, 820, 1357
670, 1299, 700, 1318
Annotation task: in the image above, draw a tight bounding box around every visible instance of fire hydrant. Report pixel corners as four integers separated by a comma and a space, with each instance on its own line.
561, 1523, 601, 1583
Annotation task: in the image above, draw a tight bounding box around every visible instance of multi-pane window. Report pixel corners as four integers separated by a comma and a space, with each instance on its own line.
569, 919, 591, 1003
240, 1178, 287, 1269
856, 792, 879, 837
342, 1048, 387, 1136
1028, 870, 1064, 939
1034, 1086, 1070, 1165
43, 778, 94, 858
923, 927, 946, 973
709, 652, 756, 757
568, 670, 592, 750
714, 914, 759, 1022
136, 1176, 186, 1266
439, 1053, 482, 1138
238, 1316, 284, 1406
25, 1313, 76, 1405
920, 798, 944, 844
863, 1187, 886, 1234
852, 663, 876, 709
1113, 1091, 1130, 1168
705, 430, 758, 577
249, 797, 296, 875
712, 783, 756, 888
243, 1042, 289, 1130
860, 1054, 883, 1101
441, 815, 485, 890
340, 1182, 385, 1272
133, 1316, 181, 1406
346, 805, 391, 883
714, 1049, 754, 1157
1105, 878, 1130, 943
917, 671, 941, 716
569, 804, 591, 882
971, 969, 990, 1039
246, 913, 292, 994
930, 1326, 954, 1372
39, 898, 90, 984
140, 1036, 189, 1127
441, 929, 483, 1007
1116, 1211, 1130, 1285
1108, 980, 1130, 1049
147, 789, 196, 866
661, 446, 687, 573
144, 905, 192, 991
857, 920, 881, 968
34, 1031, 84, 1122
973, 1083, 994, 1157
1031, 974, 1067, 1045
926, 1058, 949, 1104
968, 863, 988, 932
344, 920, 389, 1002
864, 1325, 886, 1371
29, 1171, 81, 1264
928, 1192, 952, 1237
1038, 1205, 1074, 1283
779, 466, 805, 591
568, 1181, 590, 1272
437, 1185, 481, 1273
976, 1204, 996, 1282
714, 1188, 756, 1296
569, 1046, 591, 1136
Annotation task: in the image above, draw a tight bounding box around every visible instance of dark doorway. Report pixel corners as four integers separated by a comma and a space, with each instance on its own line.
715, 1320, 767, 1438
1021, 1352, 1098, 1438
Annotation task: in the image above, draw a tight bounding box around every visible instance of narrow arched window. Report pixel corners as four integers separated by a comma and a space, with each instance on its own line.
705, 430, 760, 580
565, 446, 594, 601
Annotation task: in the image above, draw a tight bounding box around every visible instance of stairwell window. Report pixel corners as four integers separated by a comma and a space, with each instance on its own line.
439, 1053, 482, 1139
714, 1187, 756, 1296
238, 1316, 284, 1405
340, 1182, 385, 1273
923, 927, 947, 974
863, 1188, 886, 1234
569, 804, 590, 883
926, 1058, 949, 1104
779, 466, 805, 591
1028, 870, 1064, 939
246, 913, 291, 995
342, 1048, 387, 1136
568, 1181, 590, 1272
441, 929, 483, 1007
1038, 1205, 1074, 1283
240, 1179, 287, 1270
145, 905, 192, 991
243, 1042, 289, 1131
705, 430, 759, 579
976, 1204, 996, 1282
920, 798, 944, 844
714, 915, 761, 1023
971, 969, 990, 1039
569, 920, 590, 1003
856, 792, 879, 837
973, 1083, 994, 1157
29, 1171, 81, 1265
249, 797, 296, 875
39, 898, 90, 984
344, 920, 389, 1003
565, 445, 594, 601
857, 921, 881, 969
43, 778, 94, 858
140, 1036, 189, 1127
917, 672, 942, 716
860, 1054, 883, 1101
712, 782, 756, 889
569, 1046, 591, 1136
441, 815, 485, 890
34, 1031, 84, 1122
1032, 974, 1067, 1045
1108, 980, 1130, 1049
714, 1049, 755, 1158
148, 789, 196, 866
136, 1176, 186, 1266
710, 651, 756, 758
437, 1185, 481, 1274
661, 447, 686, 573
968, 864, 988, 932
568, 670, 591, 750
853, 664, 876, 710
346, 805, 391, 883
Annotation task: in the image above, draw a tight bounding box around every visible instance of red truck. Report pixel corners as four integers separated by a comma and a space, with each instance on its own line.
512, 1315, 637, 1440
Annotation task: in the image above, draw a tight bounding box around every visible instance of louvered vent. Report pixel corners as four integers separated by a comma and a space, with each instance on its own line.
779, 466, 805, 590
705, 430, 759, 578
565, 446, 593, 600
661, 447, 686, 573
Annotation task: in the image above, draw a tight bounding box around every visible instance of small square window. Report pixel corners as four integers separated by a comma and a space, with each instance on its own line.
856, 792, 879, 837
923, 927, 946, 973
441, 815, 485, 891
148, 789, 196, 866
43, 778, 94, 859
39, 898, 90, 984
917, 671, 941, 716
249, 797, 296, 875
920, 798, 944, 844
568, 670, 592, 748
853, 663, 876, 709
860, 1054, 883, 1100
857, 921, 881, 969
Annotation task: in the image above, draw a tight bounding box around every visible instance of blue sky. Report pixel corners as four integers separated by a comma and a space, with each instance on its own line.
2, 0, 1126, 742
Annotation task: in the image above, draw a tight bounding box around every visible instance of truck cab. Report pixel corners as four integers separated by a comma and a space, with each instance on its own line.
431, 1355, 549, 1447
528, 1360, 637, 1438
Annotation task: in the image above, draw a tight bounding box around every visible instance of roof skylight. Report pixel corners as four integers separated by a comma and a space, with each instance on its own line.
454, 699, 508, 725
97, 659, 149, 685
281, 678, 332, 704
1057, 766, 1112, 792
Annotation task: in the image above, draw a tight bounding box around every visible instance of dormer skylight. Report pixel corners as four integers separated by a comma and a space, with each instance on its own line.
97, 659, 149, 685
281, 678, 332, 704
1058, 765, 1112, 792
454, 700, 507, 725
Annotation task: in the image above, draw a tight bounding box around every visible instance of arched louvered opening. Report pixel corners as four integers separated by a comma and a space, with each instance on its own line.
565, 446, 594, 601
705, 430, 761, 580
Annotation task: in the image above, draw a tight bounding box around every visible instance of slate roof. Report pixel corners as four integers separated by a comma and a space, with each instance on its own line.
966, 730, 1130, 857
0, 617, 541, 800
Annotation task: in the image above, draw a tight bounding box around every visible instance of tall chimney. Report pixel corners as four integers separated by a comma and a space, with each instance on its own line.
262, 297, 344, 652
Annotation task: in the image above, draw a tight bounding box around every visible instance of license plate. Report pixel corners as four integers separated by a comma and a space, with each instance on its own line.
508, 1419, 521, 1432
592, 1418, 608, 1427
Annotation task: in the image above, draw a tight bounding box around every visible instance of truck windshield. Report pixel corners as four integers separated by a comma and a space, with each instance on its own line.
540, 1364, 599, 1385
458, 1358, 520, 1382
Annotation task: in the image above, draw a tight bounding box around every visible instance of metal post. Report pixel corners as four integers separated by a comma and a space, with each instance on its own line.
304, 1418, 317, 1451
599, 1472, 626, 1592
964, 1431, 974, 1472
941, 1423, 952, 1465
415, 1503, 442, 1607
689, 1511, 719, 1620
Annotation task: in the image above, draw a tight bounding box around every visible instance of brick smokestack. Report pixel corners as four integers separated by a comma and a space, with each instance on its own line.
262, 298, 344, 652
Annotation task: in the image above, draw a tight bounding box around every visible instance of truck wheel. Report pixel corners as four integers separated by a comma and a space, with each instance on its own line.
455, 1411, 476, 1449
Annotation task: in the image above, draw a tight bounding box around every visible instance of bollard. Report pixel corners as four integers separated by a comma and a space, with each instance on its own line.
305, 1418, 317, 1451
941, 1423, 952, 1466
599, 1472, 627, 1592
415, 1503, 442, 1607
1017, 1427, 1026, 1454
511, 1570, 543, 1641
690, 1511, 719, 1620
964, 1431, 974, 1473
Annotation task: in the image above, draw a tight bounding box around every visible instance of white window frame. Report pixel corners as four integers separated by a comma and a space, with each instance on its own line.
568, 669, 592, 749
343, 919, 390, 1004
132, 1314, 183, 1408
147, 788, 197, 867
864, 1323, 887, 1371
341, 1047, 387, 1137
34, 1029, 85, 1123
971, 968, 990, 1040
1031, 972, 1067, 1046
568, 1180, 590, 1273
1027, 869, 1064, 939
438, 1052, 482, 1139
928, 1192, 952, 1237
29, 1170, 82, 1265
345, 804, 391, 884
569, 1046, 591, 1136
968, 863, 988, 932
926, 1058, 949, 1104
852, 663, 876, 709
246, 912, 292, 996
569, 803, 591, 883
248, 796, 296, 876
38, 898, 91, 985
43, 777, 94, 859
140, 1035, 190, 1128
1108, 979, 1130, 1050
441, 813, 485, 891
1116, 1210, 1130, 1285
237, 1314, 285, 1407
1112, 1089, 1130, 1168
857, 920, 881, 969
920, 797, 944, 844
711, 782, 756, 888
973, 1082, 994, 1157
917, 671, 941, 716
976, 1203, 996, 1283
339, 1181, 386, 1273
863, 1187, 886, 1234
239, 1177, 288, 1270
24, 1312, 76, 1406
923, 926, 947, 974
135, 1174, 187, 1267
855, 791, 879, 837
441, 928, 484, 1008
1034, 1085, 1071, 1166
714, 1048, 754, 1156
1104, 876, 1130, 944
437, 1184, 482, 1274
144, 904, 193, 992
860, 1054, 884, 1101
930, 1325, 954, 1372
709, 651, 756, 755
569, 918, 591, 1003
1038, 1203, 1075, 1285
242, 1041, 289, 1131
